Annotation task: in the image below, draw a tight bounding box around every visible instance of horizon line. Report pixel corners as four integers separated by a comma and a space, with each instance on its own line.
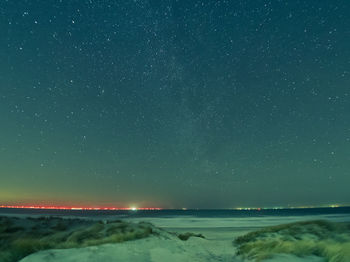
0, 205, 162, 211
0, 204, 349, 211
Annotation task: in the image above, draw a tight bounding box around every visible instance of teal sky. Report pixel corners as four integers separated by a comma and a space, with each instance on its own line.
0, 0, 349, 208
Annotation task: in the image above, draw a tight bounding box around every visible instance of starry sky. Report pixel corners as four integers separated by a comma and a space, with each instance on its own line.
0, 0, 349, 209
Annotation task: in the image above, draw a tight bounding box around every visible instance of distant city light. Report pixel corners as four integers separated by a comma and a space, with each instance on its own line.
231, 204, 346, 210
0, 205, 161, 211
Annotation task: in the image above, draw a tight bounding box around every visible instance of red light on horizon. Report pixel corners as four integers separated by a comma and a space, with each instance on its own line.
0, 205, 162, 211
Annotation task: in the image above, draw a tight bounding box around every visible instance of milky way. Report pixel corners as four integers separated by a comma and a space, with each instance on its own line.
1, 0, 349, 208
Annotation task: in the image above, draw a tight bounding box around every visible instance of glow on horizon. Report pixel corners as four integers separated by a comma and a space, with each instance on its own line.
0, 205, 162, 211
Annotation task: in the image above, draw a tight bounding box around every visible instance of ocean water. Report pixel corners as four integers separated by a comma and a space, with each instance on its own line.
1, 207, 350, 228
1, 207, 350, 217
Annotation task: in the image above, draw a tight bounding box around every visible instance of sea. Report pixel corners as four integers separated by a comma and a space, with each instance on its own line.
1, 206, 350, 218
1, 207, 350, 229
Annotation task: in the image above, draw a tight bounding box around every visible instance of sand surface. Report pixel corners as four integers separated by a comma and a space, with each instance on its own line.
11, 212, 350, 262
19, 228, 326, 262
20, 233, 239, 262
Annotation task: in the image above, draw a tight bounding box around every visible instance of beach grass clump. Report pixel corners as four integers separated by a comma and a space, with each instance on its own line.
234, 220, 350, 262
0, 216, 154, 262
177, 232, 205, 241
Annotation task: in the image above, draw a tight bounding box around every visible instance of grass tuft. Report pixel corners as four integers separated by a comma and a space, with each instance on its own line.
177, 232, 205, 241
234, 220, 350, 261
0, 216, 155, 262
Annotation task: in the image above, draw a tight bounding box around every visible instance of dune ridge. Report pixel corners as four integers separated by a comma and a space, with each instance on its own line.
2, 216, 350, 262
234, 220, 350, 262
0, 216, 156, 262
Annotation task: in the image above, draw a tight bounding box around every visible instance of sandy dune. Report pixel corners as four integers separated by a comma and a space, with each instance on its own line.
20, 227, 240, 262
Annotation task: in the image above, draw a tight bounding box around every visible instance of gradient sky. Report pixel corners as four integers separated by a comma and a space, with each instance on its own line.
0, 0, 349, 209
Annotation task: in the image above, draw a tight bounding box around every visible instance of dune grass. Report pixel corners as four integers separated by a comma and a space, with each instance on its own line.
0, 216, 154, 262
177, 232, 205, 241
234, 220, 350, 262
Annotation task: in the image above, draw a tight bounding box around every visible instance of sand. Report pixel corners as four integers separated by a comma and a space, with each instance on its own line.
19, 225, 327, 262
1, 212, 348, 262
20, 233, 239, 262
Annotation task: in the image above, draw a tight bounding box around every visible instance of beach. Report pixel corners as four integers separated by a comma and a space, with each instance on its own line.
1, 208, 350, 262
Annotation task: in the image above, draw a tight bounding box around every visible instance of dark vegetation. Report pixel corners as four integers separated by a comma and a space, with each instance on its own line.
0, 216, 154, 262
177, 232, 205, 241
234, 220, 350, 261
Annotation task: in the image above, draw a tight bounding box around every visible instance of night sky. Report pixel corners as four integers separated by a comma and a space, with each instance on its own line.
1, 0, 349, 209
